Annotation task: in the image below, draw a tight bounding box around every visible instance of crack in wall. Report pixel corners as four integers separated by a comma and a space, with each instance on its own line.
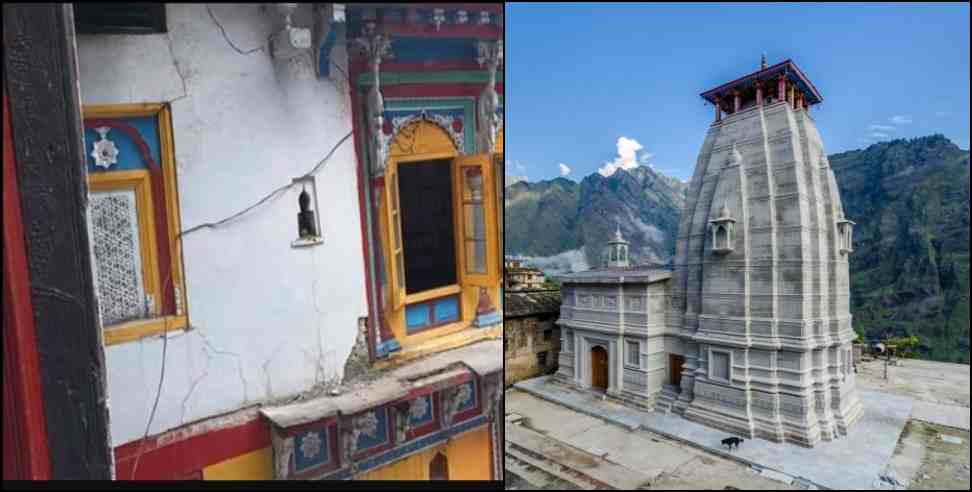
164, 31, 189, 104
195, 328, 249, 404
262, 343, 286, 399
206, 5, 266, 56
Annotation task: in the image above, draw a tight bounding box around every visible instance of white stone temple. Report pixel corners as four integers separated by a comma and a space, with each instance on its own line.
555, 57, 863, 447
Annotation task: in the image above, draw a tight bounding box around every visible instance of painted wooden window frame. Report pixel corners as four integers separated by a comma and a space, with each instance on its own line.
382, 121, 500, 347
83, 103, 188, 345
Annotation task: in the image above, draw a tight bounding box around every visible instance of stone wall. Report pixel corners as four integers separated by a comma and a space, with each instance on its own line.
505, 314, 560, 387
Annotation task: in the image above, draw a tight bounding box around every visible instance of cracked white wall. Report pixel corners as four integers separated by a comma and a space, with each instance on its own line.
76, 4, 366, 447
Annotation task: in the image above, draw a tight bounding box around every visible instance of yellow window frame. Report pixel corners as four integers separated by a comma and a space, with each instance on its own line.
83, 103, 188, 345
381, 121, 501, 349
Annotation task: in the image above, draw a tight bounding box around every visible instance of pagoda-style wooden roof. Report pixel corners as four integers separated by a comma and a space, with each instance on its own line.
700, 59, 823, 106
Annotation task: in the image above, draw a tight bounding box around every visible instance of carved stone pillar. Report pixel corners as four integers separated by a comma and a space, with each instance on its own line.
476, 39, 503, 154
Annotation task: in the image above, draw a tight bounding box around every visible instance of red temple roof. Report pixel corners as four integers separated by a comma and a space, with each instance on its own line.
700, 59, 823, 106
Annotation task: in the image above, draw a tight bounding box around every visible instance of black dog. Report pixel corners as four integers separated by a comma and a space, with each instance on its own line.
721, 436, 745, 451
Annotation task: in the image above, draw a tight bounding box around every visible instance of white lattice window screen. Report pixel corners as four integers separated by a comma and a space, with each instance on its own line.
89, 190, 148, 326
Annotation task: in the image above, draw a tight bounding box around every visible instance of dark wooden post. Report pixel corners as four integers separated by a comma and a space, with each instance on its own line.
3, 3, 113, 479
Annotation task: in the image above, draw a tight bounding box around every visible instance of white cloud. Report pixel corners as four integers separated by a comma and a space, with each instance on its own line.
598, 137, 650, 177
869, 131, 890, 140
890, 115, 912, 124
869, 124, 895, 132
558, 162, 572, 177
935, 111, 948, 117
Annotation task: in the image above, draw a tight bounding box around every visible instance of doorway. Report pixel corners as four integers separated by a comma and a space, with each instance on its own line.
670, 354, 685, 387
429, 452, 448, 480
591, 346, 608, 391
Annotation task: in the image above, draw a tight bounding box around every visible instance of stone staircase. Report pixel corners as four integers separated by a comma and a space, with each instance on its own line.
654, 384, 681, 414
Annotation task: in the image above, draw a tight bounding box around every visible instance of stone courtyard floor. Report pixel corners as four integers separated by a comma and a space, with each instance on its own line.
507, 358, 970, 490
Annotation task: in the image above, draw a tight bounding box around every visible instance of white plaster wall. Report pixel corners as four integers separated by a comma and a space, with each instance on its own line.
76, 4, 365, 446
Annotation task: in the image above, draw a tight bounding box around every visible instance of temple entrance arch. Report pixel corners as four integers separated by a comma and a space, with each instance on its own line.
591, 346, 609, 391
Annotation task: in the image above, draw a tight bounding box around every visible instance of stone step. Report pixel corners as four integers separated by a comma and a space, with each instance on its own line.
654, 385, 681, 415
506, 441, 613, 490
506, 421, 655, 490
505, 452, 583, 490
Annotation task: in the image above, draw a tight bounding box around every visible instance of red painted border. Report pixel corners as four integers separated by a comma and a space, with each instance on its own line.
380, 23, 501, 40
350, 78, 380, 362
83, 118, 175, 313
113, 415, 269, 480
383, 83, 503, 99
2, 84, 53, 481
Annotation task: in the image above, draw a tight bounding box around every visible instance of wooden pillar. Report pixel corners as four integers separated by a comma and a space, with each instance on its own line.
732, 90, 741, 113
755, 81, 764, 107
777, 75, 786, 105
714, 97, 722, 123
787, 83, 794, 108
3, 3, 112, 479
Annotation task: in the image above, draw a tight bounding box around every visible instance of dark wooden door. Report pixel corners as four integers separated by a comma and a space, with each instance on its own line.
591, 346, 608, 391
670, 354, 685, 387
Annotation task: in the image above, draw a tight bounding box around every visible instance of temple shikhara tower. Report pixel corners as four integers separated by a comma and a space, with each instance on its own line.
670, 56, 863, 446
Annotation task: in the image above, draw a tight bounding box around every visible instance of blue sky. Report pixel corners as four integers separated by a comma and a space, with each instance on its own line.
505, 2, 971, 183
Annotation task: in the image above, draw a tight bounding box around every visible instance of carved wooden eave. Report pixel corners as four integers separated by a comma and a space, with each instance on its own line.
700, 58, 823, 107
260, 340, 502, 479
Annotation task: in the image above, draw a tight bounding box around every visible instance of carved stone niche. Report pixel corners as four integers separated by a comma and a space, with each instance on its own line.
837, 215, 855, 255
710, 202, 736, 255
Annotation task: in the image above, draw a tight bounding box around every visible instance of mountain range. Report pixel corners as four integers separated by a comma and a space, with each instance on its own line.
505, 135, 970, 364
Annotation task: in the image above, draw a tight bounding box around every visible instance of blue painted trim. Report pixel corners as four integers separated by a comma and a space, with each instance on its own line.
294, 427, 330, 474
84, 115, 161, 173
375, 339, 402, 359
355, 408, 390, 452
455, 380, 478, 413
434, 296, 460, 324
407, 394, 435, 427
315, 415, 489, 480
390, 37, 477, 64
317, 23, 338, 78
405, 303, 431, 332
474, 311, 501, 328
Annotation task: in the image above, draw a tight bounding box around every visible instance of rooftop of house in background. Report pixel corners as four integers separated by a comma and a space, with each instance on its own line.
503, 290, 561, 318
